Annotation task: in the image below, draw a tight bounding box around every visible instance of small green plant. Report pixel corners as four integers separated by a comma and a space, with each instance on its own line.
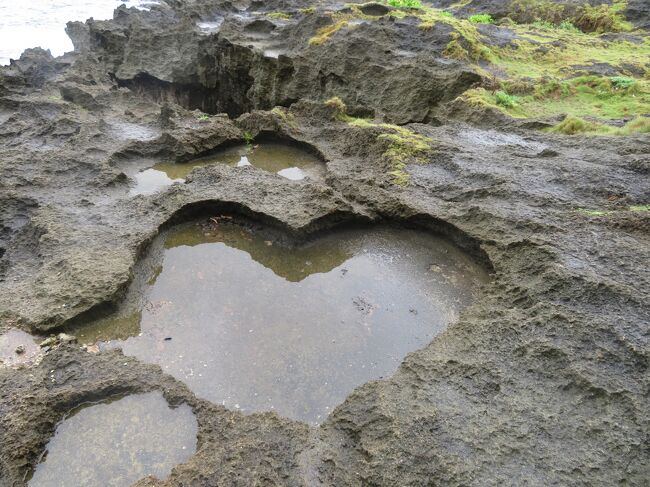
548, 116, 602, 135
610, 76, 636, 90
531, 19, 580, 31
196, 113, 210, 121
558, 20, 579, 32
380, 127, 431, 185
495, 90, 516, 108
386, 0, 423, 8
242, 131, 255, 145
330, 99, 431, 185
271, 107, 298, 128
468, 13, 494, 24
532, 19, 555, 29
324, 96, 348, 120
440, 11, 453, 18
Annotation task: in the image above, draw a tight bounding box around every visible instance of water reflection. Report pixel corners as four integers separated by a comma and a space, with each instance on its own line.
130, 143, 324, 195
131, 169, 183, 196
70, 222, 489, 423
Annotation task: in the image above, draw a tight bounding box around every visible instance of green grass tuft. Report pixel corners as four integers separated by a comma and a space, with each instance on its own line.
558, 20, 579, 32
271, 107, 298, 128
468, 13, 494, 24
610, 76, 636, 90
548, 116, 650, 136
532, 20, 555, 29
495, 90, 517, 108
531, 19, 580, 32
324, 96, 348, 119
463, 71, 650, 124
378, 127, 431, 185
308, 5, 388, 45
329, 100, 432, 185
386, 0, 423, 8
548, 116, 602, 135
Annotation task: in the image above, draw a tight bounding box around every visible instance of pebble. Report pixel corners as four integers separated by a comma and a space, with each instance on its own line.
39, 337, 57, 348
57, 333, 77, 344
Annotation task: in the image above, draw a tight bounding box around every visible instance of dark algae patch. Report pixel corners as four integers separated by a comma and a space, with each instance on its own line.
72, 221, 488, 423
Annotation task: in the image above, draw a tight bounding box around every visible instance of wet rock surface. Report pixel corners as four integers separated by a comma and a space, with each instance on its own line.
0, 0, 649, 486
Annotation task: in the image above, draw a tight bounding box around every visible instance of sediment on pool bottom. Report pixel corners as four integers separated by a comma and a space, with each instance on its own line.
29, 391, 197, 487
68, 219, 490, 423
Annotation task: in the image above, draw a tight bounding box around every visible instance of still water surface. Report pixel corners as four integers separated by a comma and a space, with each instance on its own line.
70, 222, 489, 423
131, 143, 325, 195
0, 329, 41, 367
29, 392, 197, 487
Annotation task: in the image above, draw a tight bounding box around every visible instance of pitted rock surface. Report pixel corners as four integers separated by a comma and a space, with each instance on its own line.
0, 1, 649, 486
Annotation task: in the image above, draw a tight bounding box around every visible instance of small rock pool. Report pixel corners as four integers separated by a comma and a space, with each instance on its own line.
0, 329, 42, 367
131, 142, 325, 195
69, 220, 489, 423
29, 391, 197, 487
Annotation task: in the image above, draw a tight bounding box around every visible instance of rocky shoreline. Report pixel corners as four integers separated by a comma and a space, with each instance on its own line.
1, 1, 648, 485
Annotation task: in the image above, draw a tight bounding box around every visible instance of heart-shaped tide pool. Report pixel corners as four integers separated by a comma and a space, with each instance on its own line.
72, 221, 489, 423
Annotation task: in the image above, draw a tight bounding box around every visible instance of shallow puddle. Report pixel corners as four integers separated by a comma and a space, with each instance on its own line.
130, 143, 324, 195
29, 392, 197, 487
0, 328, 41, 367
70, 222, 489, 423
196, 18, 223, 34
106, 120, 160, 142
